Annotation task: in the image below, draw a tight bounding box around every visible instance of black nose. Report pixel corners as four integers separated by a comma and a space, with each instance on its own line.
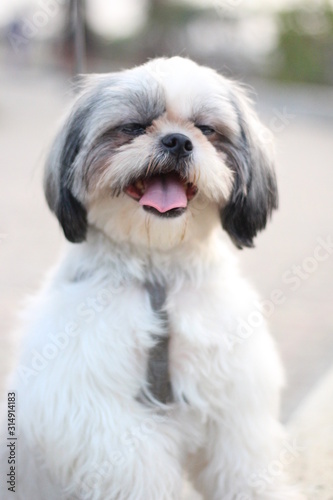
161, 133, 193, 158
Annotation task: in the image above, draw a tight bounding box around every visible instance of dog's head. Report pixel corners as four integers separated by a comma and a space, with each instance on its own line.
45, 57, 277, 250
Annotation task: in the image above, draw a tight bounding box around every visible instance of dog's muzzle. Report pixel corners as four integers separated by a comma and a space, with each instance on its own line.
125, 172, 197, 218
124, 133, 198, 218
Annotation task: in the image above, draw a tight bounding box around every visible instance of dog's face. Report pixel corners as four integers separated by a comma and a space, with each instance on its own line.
45, 57, 277, 250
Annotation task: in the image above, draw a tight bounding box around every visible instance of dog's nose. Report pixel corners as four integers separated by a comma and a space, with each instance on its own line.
161, 133, 193, 158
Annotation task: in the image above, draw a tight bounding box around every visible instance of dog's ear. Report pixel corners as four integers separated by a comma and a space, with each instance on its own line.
45, 73, 123, 243
44, 100, 90, 243
220, 85, 278, 249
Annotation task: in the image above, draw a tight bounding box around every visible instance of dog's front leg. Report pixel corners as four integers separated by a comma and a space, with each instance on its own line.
187, 413, 303, 500
181, 330, 302, 500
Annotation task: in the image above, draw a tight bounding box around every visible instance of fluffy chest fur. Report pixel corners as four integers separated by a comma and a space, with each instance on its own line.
20, 231, 248, 406
19, 231, 276, 417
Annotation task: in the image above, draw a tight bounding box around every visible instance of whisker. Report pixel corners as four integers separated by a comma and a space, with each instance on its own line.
145, 154, 155, 177
145, 214, 151, 247
180, 215, 188, 242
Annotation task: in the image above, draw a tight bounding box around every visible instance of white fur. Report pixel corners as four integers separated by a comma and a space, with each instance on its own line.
0, 58, 300, 499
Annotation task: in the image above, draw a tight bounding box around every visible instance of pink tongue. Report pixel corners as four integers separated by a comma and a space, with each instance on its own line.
139, 176, 187, 213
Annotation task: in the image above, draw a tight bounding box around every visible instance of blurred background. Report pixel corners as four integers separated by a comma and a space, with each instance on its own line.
0, 0, 332, 425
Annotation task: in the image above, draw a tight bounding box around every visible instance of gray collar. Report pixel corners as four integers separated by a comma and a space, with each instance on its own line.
141, 281, 173, 405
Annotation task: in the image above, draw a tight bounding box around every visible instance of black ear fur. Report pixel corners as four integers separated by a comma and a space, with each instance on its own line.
221, 94, 278, 249
45, 104, 90, 243
55, 186, 87, 243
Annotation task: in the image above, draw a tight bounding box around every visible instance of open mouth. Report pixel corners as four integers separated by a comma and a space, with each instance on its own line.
125, 173, 198, 218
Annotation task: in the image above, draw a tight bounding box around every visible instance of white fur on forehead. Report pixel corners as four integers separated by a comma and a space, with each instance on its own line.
73, 57, 242, 159
142, 57, 241, 138
143, 56, 206, 85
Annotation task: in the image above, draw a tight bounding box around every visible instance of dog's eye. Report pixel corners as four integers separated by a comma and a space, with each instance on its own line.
121, 124, 146, 136
196, 125, 215, 136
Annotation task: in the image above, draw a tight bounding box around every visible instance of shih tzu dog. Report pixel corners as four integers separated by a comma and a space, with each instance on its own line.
0, 57, 300, 500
